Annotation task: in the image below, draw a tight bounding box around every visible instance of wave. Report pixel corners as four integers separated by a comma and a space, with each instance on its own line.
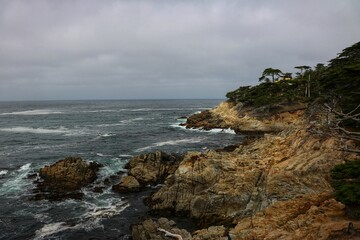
0, 170, 8, 176
0, 126, 70, 134
0, 163, 32, 196
135, 137, 205, 152
171, 123, 236, 134
1, 109, 64, 115
95, 117, 145, 127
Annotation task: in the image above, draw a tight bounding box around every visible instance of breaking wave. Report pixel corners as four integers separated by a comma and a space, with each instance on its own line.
0, 126, 70, 134
1, 109, 64, 115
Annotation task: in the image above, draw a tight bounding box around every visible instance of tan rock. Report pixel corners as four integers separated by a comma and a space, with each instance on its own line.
112, 175, 140, 193
230, 193, 360, 240
128, 151, 182, 185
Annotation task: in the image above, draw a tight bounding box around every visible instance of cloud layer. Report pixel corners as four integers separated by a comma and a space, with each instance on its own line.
0, 0, 359, 100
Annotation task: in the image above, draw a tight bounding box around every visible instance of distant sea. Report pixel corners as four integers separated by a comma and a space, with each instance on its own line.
0, 99, 243, 239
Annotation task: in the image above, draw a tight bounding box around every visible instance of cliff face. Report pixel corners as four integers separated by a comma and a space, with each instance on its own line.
144, 101, 359, 239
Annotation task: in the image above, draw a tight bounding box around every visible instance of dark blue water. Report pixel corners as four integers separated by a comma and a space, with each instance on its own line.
0, 99, 243, 239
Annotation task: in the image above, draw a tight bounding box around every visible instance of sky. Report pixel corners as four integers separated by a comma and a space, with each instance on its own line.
0, 0, 359, 101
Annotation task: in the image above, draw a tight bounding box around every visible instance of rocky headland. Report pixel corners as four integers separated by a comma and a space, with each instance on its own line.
133, 100, 360, 239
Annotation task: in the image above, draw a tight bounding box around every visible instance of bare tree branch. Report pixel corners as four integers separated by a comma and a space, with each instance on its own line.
158, 228, 184, 240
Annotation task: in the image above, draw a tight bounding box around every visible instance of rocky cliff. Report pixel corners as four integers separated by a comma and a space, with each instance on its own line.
139, 101, 360, 239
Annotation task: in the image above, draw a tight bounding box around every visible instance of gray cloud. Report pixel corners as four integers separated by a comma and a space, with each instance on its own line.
0, 0, 359, 100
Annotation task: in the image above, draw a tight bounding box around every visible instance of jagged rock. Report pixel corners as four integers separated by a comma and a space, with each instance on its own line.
185, 101, 307, 134
31, 157, 101, 201
145, 124, 356, 228
230, 193, 360, 240
185, 110, 225, 130
112, 175, 141, 193
192, 226, 228, 240
131, 217, 192, 240
127, 151, 183, 185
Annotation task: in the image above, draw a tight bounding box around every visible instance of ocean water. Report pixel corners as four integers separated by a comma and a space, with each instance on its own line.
0, 99, 243, 239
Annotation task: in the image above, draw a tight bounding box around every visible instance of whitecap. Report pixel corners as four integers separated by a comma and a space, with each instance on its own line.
1, 109, 63, 115
0, 163, 32, 196
18, 163, 31, 171
101, 133, 115, 137
119, 117, 144, 124
96, 153, 112, 157
135, 137, 205, 152
0, 126, 70, 134
0, 170, 8, 176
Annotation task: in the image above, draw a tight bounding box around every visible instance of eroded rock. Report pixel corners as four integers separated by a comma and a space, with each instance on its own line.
31, 157, 101, 201
127, 151, 183, 185
112, 175, 141, 193
145, 127, 355, 227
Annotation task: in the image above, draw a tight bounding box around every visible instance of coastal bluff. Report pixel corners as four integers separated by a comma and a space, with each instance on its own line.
135, 101, 360, 239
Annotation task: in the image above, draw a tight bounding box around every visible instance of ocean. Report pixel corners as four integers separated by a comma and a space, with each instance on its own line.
0, 99, 243, 239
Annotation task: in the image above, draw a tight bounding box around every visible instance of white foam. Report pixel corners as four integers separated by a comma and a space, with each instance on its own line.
119, 117, 144, 124
101, 133, 115, 137
208, 128, 236, 134
1, 109, 63, 115
0, 126, 70, 134
0, 163, 32, 196
18, 163, 31, 171
34, 200, 129, 239
171, 123, 236, 134
135, 137, 204, 152
34, 222, 70, 240
0, 170, 8, 176
96, 153, 112, 157
86, 201, 130, 219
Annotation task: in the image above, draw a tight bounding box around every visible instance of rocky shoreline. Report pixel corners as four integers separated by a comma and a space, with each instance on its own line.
30, 101, 360, 239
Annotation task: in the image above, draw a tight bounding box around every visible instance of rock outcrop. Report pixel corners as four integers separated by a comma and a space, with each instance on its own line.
229, 193, 360, 240
185, 101, 307, 134
128, 151, 183, 185
146, 107, 356, 228
112, 175, 141, 193
31, 157, 101, 201
131, 217, 192, 240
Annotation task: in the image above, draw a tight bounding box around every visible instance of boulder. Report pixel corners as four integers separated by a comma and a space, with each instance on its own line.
131, 217, 192, 240
127, 151, 183, 185
112, 175, 141, 193
31, 157, 101, 201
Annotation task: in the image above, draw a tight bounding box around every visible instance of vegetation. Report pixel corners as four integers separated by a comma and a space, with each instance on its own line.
226, 41, 360, 120
259, 68, 283, 83
331, 159, 360, 219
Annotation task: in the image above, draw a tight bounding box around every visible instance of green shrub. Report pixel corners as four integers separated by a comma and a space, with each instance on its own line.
331, 159, 360, 219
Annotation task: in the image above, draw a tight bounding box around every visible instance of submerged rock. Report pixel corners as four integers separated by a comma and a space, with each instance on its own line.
31, 156, 101, 201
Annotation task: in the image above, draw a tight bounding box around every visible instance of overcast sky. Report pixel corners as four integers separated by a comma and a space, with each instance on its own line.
0, 0, 359, 101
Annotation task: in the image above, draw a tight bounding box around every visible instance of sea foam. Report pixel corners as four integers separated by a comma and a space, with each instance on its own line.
0, 126, 70, 134
135, 137, 205, 152
1, 109, 63, 115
